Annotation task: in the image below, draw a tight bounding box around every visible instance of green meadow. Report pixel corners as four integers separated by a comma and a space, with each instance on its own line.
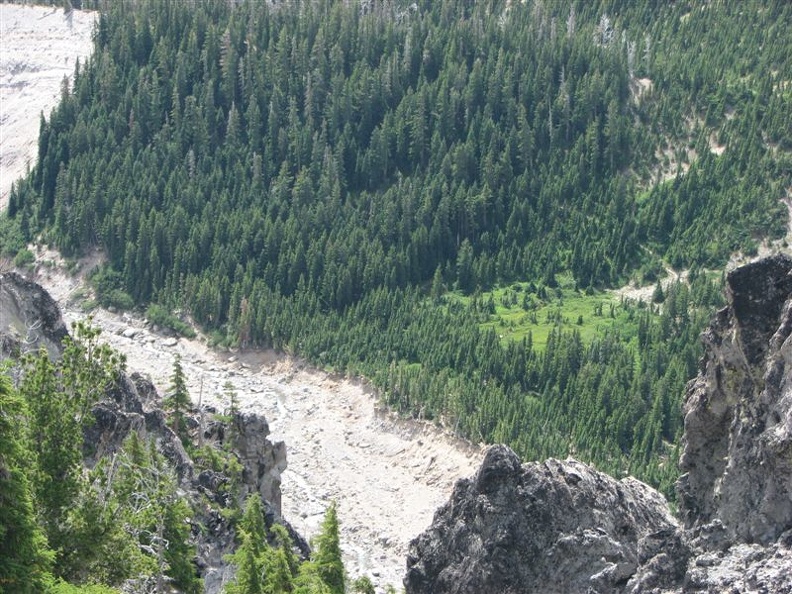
446, 275, 649, 352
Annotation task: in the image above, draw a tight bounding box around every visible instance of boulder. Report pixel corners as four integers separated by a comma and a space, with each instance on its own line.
0, 271, 68, 359
406, 446, 685, 594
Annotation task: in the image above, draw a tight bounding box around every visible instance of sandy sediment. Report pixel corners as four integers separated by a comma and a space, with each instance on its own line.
0, 4, 96, 210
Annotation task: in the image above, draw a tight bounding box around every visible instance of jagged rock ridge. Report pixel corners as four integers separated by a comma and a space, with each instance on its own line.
85, 371, 307, 592
678, 254, 792, 546
406, 447, 687, 594
406, 255, 792, 594
0, 271, 306, 593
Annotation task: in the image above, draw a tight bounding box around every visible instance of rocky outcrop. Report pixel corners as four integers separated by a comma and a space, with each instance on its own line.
83, 371, 196, 479
83, 369, 305, 593
0, 271, 68, 358
406, 446, 686, 594
0, 273, 304, 594
406, 254, 792, 594
234, 412, 288, 514
678, 254, 792, 546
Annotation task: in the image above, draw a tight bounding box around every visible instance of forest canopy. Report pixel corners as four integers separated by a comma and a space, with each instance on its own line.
3, 0, 791, 495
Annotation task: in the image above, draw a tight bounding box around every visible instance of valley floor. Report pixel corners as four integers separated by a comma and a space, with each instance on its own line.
35, 247, 482, 591
1, 7, 482, 588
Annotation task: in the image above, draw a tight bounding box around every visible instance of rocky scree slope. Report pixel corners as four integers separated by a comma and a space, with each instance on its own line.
405, 254, 792, 594
0, 271, 305, 594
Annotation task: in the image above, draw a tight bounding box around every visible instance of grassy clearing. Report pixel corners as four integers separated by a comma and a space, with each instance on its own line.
446, 275, 649, 351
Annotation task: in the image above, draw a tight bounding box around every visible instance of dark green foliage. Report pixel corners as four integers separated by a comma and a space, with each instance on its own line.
352, 576, 375, 594
13, 248, 35, 268
230, 534, 265, 594
267, 524, 301, 593
164, 354, 191, 441
311, 503, 345, 594
0, 372, 54, 594
652, 280, 665, 304
0, 214, 27, 259
224, 495, 299, 594
292, 568, 332, 594
46, 581, 121, 594
146, 304, 196, 338
4, 0, 791, 495
17, 321, 125, 563
55, 461, 147, 585
59, 320, 127, 423
161, 496, 203, 594
5, 324, 201, 592
89, 266, 134, 311
240, 495, 268, 554
224, 497, 348, 594
18, 350, 82, 553
76, 432, 202, 592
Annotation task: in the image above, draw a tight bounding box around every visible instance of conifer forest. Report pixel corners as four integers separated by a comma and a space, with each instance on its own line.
1, 0, 791, 590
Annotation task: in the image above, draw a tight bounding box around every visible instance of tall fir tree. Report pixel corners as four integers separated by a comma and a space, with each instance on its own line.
164, 355, 190, 442
0, 371, 54, 593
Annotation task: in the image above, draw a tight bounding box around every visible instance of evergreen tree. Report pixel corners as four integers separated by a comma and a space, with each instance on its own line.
240, 495, 268, 555
430, 265, 445, 303
164, 355, 190, 442
18, 349, 82, 556
652, 280, 665, 304
351, 576, 375, 594
312, 503, 344, 594
0, 371, 54, 593
228, 533, 264, 594
292, 565, 332, 594
224, 495, 303, 594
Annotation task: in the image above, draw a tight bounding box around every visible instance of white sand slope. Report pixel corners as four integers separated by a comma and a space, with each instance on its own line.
0, 4, 96, 210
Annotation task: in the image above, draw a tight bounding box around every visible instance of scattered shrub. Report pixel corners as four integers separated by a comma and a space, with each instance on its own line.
146, 304, 196, 338
13, 248, 35, 268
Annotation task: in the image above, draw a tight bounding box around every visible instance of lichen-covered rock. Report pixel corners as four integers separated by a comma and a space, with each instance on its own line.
0, 271, 68, 359
232, 412, 288, 515
682, 530, 792, 593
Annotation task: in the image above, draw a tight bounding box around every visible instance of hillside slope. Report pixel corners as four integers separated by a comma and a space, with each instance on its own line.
0, 4, 95, 210
406, 255, 792, 593
3, 0, 791, 497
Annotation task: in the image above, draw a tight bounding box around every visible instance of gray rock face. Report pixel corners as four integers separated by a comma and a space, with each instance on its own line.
406, 255, 792, 594
232, 412, 288, 515
200, 410, 288, 516
406, 446, 684, 594
683, 535, 792, 593
678, 254, 792, 546
0, 271, 68, 358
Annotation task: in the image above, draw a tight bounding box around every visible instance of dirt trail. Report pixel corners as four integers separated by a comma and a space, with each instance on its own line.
0, 5, 96, 210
